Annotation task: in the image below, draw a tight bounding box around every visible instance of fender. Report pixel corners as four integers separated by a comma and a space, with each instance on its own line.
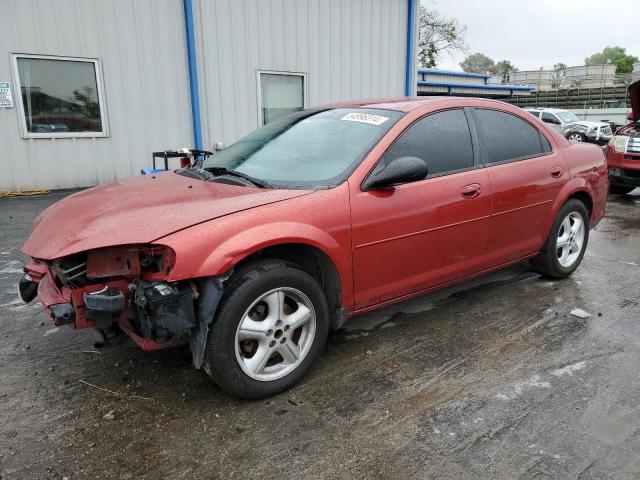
164, 221, 354, 310
198, 222, 344, 275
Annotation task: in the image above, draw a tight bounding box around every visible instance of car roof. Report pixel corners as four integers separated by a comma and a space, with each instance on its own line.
316, 96, 516, 113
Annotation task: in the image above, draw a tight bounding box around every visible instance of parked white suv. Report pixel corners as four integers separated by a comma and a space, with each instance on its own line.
524, 107, 612, 144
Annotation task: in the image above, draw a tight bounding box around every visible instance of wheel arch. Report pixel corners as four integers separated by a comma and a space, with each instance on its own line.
171, 222, 353, 326
567, 190, 593, 218
231, 242, 346, 328
545, 180, 594, 236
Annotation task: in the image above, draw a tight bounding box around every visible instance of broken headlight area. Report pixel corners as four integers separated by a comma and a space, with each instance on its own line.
86, 245, 176, 281
45, 244, 175, 291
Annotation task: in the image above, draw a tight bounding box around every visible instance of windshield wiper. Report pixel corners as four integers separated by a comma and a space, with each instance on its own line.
175, 167, 214, 181
205, 167, 272, 188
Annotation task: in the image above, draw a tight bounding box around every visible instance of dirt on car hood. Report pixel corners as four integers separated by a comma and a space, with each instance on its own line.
630, 79, 639, 121
22, 172, 310, 260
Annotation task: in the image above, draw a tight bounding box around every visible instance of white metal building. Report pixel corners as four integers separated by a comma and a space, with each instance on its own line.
0, 0, 417, 191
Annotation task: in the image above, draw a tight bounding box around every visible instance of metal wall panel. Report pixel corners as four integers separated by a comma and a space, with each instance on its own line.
0, 0, 192, 191
1, 0, 410, 191
193, 0, 409, 149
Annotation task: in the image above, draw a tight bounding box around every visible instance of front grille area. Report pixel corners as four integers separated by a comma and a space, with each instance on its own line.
628, 135, 640, 154
50, 253, 88, 289
624, 169, 640, 179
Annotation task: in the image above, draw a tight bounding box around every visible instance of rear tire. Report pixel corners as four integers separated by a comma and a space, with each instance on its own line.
531, 199, 589, 279
204, 260, 329, 399
609, 185, 635, 195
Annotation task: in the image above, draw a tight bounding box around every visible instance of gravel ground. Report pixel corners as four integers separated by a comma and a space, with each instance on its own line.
0, 189, 639, 479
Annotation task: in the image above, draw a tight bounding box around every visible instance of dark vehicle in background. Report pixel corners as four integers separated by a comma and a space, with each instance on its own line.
605, 80, 640, 195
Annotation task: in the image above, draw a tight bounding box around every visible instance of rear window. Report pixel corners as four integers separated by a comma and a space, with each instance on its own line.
474, 108, 548, 164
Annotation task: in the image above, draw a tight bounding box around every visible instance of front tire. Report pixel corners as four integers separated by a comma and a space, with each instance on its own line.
531, 199, 589, 279
566, 132, 585, 143
204, 260, 329, 399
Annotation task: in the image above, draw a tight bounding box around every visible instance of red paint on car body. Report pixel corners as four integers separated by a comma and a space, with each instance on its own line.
21, 97, 608, 350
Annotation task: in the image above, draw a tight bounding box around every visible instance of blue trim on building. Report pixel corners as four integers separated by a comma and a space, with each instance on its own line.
418, 80, 533, 92
418, 69, 491, 80
183, 0, 203, 150
404, 0, 416, 96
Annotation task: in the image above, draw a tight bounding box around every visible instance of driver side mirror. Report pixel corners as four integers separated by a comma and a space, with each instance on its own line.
362, 156, 429, 191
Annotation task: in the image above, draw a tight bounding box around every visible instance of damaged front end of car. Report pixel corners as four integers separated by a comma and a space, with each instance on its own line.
20, 244, 226, 368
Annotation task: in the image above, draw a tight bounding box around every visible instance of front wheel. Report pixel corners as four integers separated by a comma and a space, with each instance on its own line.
566, 132, 585, 143
204, 260, 329, 399
531, 199, 589, 278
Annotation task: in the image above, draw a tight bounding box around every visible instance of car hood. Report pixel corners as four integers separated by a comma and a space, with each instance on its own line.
22, 172, 311, 260
630, 79, 639, 121
567, 121, 610, 128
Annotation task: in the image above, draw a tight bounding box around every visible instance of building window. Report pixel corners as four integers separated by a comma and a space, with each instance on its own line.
13, 54, 108, 138
258, 71, 305, 125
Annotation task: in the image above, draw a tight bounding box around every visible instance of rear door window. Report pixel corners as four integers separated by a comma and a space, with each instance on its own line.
383, 109, 474, 177
473, 108, 548, 164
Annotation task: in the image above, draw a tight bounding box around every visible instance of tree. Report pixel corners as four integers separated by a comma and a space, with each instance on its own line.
417, 5, 467, 68
585, 46, 638, 74
552, 63, 567, 88
72, 87, 100, 119
460, 52, 495, 74
494, 60, 518, 83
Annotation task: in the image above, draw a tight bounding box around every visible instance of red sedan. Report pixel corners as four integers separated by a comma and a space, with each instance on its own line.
19, 97, 608, 398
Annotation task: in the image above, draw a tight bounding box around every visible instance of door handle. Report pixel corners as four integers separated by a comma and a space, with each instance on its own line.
461, 183, 481, 199
550, 166, 563, 178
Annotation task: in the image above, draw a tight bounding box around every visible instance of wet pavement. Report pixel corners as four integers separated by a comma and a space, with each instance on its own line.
0, 190, 639, 479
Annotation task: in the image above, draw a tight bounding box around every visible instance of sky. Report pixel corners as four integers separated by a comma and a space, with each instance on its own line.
425, 0, 639, 72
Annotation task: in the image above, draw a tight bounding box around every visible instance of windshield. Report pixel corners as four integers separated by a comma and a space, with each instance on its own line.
556, 111, 581, 123
202, 108, 404, 188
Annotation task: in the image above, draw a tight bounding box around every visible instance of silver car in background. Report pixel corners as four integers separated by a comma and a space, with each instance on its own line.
524, 107, 612, 144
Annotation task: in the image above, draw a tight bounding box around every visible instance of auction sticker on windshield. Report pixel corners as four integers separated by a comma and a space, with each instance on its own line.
341, 112, 389, 126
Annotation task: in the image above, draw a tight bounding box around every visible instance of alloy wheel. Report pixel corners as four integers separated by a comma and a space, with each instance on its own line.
556, 212, 585, 268
234, 287, 316, 381
567, 133, 583, 143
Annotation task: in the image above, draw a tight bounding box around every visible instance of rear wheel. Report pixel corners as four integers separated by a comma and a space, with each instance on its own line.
204, 260, 329, 399
609, 185, 636, 195
531, 199, 589, 279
